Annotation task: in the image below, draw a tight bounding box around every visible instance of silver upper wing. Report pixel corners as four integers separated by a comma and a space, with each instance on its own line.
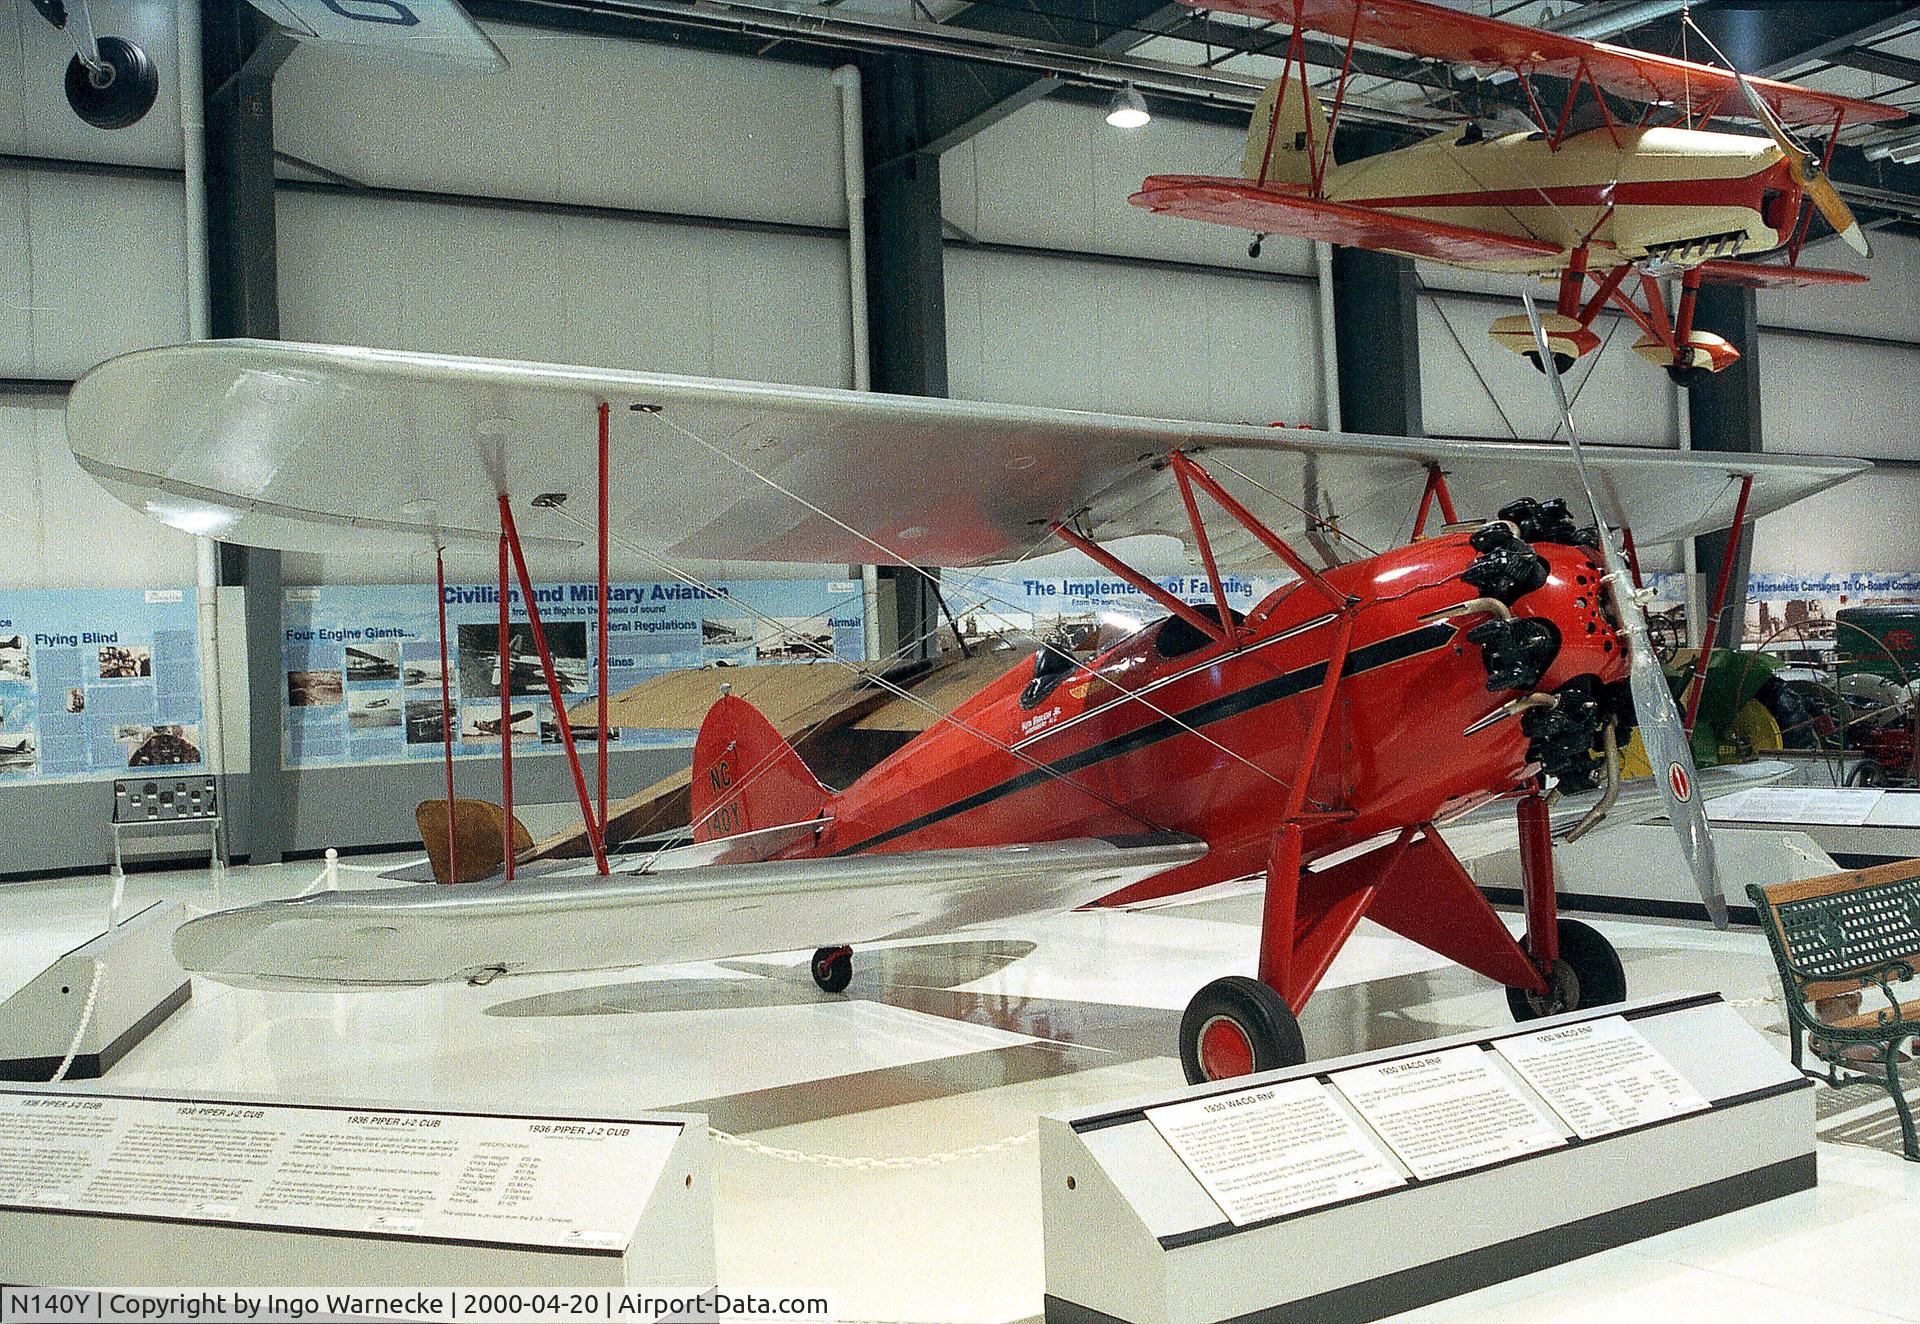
67, 340, 1864, 568
172, 833, 1207, 989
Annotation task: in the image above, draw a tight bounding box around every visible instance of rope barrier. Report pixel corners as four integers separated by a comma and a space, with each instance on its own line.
47, 958, 105, 1085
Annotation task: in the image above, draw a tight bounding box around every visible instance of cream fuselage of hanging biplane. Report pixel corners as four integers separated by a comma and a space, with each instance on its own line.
1325, 123, 1796, 366
1132, 0, 1904, 385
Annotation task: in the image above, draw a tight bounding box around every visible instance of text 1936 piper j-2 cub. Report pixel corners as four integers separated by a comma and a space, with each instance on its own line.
64, 324, 1863, 1081
1132, 0, 1904, 385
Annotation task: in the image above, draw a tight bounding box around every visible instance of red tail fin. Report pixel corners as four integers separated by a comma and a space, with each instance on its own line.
689, 692, 831, 842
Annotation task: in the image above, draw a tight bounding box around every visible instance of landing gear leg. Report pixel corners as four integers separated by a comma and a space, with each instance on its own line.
810, 945, 853, 994
1507, 794, 1626, 1018
1179, 826, 1309, 1083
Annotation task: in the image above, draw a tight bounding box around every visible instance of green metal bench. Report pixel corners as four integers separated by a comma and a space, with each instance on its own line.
1749, 861, 1920, 1161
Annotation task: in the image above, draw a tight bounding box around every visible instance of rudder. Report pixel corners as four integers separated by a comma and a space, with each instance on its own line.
690, 692, 831, 842
1242, 74, 1331, 187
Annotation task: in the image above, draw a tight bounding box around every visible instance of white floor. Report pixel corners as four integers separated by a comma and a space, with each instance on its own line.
2, 855, 1916, 1323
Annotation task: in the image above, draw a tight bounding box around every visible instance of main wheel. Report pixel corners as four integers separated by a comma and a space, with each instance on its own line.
1179, 975, 1306, 1084
1665, 361, 1712, 388
1847, 760, 1886, 788
810, 945, 853, 993
1525, 349, 1576, 376
1505, 919, 1626, 1021
65, 37, 159, 131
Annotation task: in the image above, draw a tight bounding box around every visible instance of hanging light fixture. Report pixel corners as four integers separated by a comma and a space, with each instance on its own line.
1106, 84, 1151, 129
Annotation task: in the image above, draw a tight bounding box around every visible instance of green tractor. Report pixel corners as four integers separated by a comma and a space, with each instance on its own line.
1622, 648, 1832, 775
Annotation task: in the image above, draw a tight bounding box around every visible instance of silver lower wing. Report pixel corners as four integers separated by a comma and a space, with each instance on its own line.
173, 834, 1206, 990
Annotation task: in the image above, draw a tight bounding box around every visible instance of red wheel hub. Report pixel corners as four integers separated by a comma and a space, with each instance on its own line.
1197, 1014, 1255, 1080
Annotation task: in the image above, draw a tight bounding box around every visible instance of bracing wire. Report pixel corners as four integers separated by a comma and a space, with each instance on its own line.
544, 507, 1172, 849
642, 414, 1306, 798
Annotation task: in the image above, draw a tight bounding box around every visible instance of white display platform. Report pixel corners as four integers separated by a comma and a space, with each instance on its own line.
1040, 994, 1813, 1324
1468, 823, 1838, 922
0, 901, 191, 1082
0, 1088, 714, 1289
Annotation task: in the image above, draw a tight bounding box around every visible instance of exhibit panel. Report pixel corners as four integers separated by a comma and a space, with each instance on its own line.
1041, 996, 1814, 1324
0, 1089, 715, 1289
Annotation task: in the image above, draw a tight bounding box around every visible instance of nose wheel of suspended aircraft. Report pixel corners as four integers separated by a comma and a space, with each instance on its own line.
1179, 975, 1306, 1084
1505, 919, 1627, 1021
810, 945, 853, 993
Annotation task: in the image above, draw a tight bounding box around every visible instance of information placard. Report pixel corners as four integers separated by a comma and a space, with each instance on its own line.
1706, 786, 1885, 826
1146, 1079, 1405, 1226
0, 1092, 683, 1251
1493, 1017, 1709, 1139
1328, 1046, 1566, 1179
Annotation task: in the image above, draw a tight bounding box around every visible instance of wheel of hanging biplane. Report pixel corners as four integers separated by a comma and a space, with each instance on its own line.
1505, 919, 1627, 1022
65, 37, 159, 130
810, 945, 853, 993
1524, 349, 1576, 376
1179, 976, 1306, 1084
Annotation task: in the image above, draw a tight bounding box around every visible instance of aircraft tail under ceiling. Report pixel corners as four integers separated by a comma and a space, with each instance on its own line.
1243, 73, 1331, 188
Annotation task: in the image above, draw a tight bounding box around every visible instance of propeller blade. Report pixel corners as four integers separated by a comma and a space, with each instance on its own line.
1806, 172, 1873, 257
1520, 289, 1730, 929
1732, 67, 1806, 161
1694, 17, 1871, 259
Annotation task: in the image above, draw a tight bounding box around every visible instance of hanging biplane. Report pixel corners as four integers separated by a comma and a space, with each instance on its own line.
65, 338, 1865, 1080
1132, 0, 1905, 384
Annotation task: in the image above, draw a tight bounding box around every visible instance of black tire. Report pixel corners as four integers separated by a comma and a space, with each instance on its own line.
1847, 760, 1885, 788
1505, 919, 1627, 1021
1665, 362, 1712, 388
810, 945, 852, 993
1525, 350, 1576, 376
1179, 975, 1306, 1084
65, 36, 159, 130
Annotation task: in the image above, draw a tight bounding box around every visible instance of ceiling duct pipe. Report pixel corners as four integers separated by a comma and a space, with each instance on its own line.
1540, 1, 1692, 41
832, 64, 884, 668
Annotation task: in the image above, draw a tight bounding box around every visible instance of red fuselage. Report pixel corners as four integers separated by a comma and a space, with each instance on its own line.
799, 531, 1628, 903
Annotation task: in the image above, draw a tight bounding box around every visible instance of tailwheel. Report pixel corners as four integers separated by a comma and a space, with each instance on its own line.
1180, 976, 1306, 1084
810, 945, 853, 993
1505, 919, 1627, 1021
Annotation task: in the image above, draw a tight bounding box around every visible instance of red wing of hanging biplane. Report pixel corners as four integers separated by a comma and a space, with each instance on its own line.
1131, 175, 1564, 266
1187, 0, 1905, 129
1693, 258, 1870, 290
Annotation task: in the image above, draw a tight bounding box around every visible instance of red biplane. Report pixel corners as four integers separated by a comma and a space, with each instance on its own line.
1132, 0, 1905, 383
66, 340, 1863, 1080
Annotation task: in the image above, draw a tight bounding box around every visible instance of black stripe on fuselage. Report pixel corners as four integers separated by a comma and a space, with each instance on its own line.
831, 621, 1456, 857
